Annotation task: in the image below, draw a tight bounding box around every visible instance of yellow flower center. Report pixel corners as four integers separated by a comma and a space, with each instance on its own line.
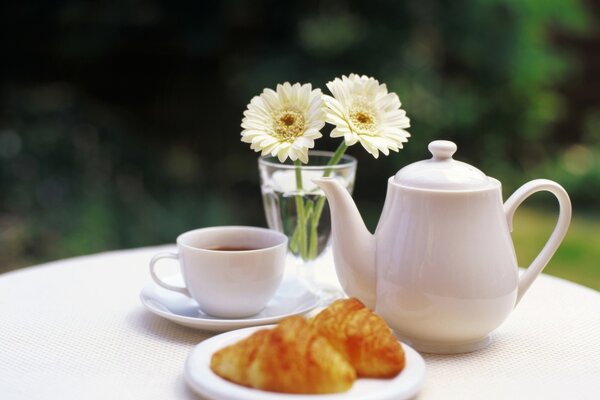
273, 110, 305, 142
349, 109, 377, 134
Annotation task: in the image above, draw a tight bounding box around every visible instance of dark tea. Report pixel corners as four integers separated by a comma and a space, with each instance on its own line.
207, 246, 259, 251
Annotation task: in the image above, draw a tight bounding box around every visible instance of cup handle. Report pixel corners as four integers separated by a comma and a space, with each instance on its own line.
149, 252, 191, 297
504, 179, 572, 304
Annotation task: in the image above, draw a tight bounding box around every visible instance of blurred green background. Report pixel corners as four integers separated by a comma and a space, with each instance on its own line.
0, 1, 598, 289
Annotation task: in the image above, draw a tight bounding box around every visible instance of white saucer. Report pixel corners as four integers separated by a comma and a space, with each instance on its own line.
140, 275, 322, 332
185, 325, 426, 400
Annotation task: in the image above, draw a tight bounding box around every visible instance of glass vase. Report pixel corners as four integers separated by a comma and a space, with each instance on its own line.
258, 151, 357, 289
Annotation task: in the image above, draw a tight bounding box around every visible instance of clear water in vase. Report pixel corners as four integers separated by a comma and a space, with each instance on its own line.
262, 190, 331, 261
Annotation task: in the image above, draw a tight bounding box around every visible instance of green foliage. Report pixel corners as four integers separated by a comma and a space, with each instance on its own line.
512, 207, 600, 291
0, 0, 598, 284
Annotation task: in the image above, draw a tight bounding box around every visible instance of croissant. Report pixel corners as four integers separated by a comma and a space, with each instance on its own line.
210, 316, 356, 394
311, 298, 405, 378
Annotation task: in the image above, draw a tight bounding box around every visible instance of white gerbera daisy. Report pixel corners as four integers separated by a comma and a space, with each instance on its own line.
324, 74, 410, 158
241, 82, 325, 163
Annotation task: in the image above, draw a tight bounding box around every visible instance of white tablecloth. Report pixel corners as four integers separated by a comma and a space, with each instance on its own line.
1, 246, 599, 400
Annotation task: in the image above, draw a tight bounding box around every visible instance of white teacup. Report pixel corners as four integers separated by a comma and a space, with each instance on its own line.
149, 226, 288, 318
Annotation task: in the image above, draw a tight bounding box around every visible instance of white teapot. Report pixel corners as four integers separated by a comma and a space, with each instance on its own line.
314, 140, 571, 353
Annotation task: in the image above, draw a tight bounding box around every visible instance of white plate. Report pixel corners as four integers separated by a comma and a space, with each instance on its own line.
140, 275, 323, 332
185, 325, 426, 400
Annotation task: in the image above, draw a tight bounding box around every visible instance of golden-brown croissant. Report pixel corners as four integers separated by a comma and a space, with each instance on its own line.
311, 298, 405, 378
210, 316, 356, 394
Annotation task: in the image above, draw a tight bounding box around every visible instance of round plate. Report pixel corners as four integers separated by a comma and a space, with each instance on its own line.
140, 275, 323, 332
184, 325, 426, 400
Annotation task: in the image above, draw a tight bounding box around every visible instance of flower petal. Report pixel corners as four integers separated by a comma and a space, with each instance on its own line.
241, 82, 326, 155
324, 74, 411, 156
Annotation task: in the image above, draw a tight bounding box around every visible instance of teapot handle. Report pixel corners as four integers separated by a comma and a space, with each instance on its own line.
504, 179, 571, 304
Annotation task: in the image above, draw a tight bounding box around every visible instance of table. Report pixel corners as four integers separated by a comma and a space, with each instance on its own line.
1, 246, 599, 399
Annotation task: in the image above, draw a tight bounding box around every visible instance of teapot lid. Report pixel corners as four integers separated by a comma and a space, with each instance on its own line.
393, 140, 491, 190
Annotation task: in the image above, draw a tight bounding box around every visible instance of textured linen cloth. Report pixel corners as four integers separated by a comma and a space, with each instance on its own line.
0, 246, 599, 400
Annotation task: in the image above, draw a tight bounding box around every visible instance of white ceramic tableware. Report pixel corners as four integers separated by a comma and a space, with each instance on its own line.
140, 274, 322, 332
184, 325, 426, 400
149, 226, 287, 318
314, 140, 572, 353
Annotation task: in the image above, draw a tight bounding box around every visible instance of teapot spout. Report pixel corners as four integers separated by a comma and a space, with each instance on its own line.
313, 177, 376, 308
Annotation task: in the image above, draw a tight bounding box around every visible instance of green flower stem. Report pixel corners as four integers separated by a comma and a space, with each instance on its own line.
308, 142, 348, 259
289, 223, 300, 253
294, 160, 308, 260
305, 199, 315, 221
322, 142, 349, 178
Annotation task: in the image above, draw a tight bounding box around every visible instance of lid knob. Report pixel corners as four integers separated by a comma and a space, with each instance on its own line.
428, 140, 457, 160
394, 139, 490, 189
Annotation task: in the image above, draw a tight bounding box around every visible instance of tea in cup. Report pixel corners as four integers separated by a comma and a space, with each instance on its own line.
149, 226, 288, 318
